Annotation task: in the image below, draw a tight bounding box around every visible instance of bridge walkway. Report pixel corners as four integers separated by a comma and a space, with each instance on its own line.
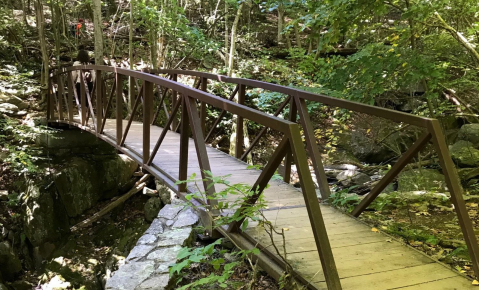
92, 118, 475, 290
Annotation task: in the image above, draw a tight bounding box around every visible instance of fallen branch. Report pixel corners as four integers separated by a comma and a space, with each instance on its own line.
70, 174, 151, 232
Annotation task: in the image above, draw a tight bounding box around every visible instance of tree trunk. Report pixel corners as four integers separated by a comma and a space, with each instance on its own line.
128, 0, 134, 113
294, 23, 302, 49
92, 0, 104, 65
227, 3, 243, 77
277, 4, 284, 43
34, 0, 49, 103
224, 0, 229, 66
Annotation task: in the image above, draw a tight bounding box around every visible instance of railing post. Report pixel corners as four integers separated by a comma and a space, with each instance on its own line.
171, 74, 178, 130
96, 70, 103, 134
80, 70, 86, 126
428, 119, 479, 277
57, 76, 64, 120
47, 80, 52, 120
235, 84, 246, 158
288, 125, 342, 290
66, 72, 74, 122
200, 77, 207, 135
295, 96, 332, 199
178, 95, 189, 192
116, 73, 123, 145
283, 96, 296, 183
143, 81, 153, 164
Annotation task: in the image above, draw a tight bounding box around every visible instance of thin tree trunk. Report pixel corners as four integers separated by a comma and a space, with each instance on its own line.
227, 3, 243, 77
92, 0, 104, 65
294, 23, 302, 49
277, 4, 284, 43
435, 11, 479, 65
224, 0, 229, 66
128, 0, 134, 113
285, 31, 292, 50
35, 0, 49, 103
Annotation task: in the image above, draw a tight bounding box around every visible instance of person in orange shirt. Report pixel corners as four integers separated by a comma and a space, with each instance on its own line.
71, 19, 85, 38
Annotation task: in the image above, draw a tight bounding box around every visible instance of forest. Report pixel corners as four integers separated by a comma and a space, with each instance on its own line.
1, 0, 479, 289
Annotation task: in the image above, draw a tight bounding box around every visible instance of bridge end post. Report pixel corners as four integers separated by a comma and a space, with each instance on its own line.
235, 84, 246, 159
428, 119, 479, 278
143, 81, 153, 164
96, 70, 103, 135
178, 95, 189, 193
200, 77, 207, 136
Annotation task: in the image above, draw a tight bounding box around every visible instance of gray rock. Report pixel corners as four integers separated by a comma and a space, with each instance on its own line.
172, 208, 199, 228
41, 275, 71, 290
144, 197, 162, 222
0, 94, 28, 110
156, 181, 174, 205
22, 179, 69, 247
126, 244, 156, 262
155, 262, 175, 274
147, 245, 182, 261
157, 204, 183, 220
137, 234, 158, 245
336, 170, 371, 187
0, 283, 7, 290
145, 219, 164, 235
54, 157, 101, 217
457, 124, 479, 147
0, 103, 19, 115
101, 154, 138, 198
157, 228, 193, 247
105, 261, 155, 290
398, 169, 447, 192
165, 220, 174, 227
0, 241, 22, 281
458, 168, 479, 181
450, 140, 479, 168
137, 274, 169, 290
0, 190, 7, 201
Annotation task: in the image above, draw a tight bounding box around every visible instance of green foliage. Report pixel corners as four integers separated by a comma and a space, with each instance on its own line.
328, 186, 359, 212
170, 238, 259, 289
0, 116, 54, 175
172, 170, 281, 288
176, 171, 267, 230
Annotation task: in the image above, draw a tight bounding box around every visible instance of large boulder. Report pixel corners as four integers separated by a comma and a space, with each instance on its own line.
23, 179, 70, 247
337, 131, 411, 164
54, 154, 137, 217
0, 241, 22, 281
398, 169, 447, 192
449, 140, 479, 168
457, 124, 479, 147
54, 157, 102, 217
100, 154, 138, 198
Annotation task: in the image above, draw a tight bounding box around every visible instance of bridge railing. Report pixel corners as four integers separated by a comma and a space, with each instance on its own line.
145, 69, 479, 278
48, 65, 343, 290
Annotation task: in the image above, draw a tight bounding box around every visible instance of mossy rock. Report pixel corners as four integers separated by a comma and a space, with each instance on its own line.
398, 169, 447, 192
449, 140, 479, 168
22, 179, 70, 247
457, 124, 479, 148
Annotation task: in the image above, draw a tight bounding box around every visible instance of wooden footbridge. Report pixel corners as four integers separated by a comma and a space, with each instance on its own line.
48, 65, 479, 289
